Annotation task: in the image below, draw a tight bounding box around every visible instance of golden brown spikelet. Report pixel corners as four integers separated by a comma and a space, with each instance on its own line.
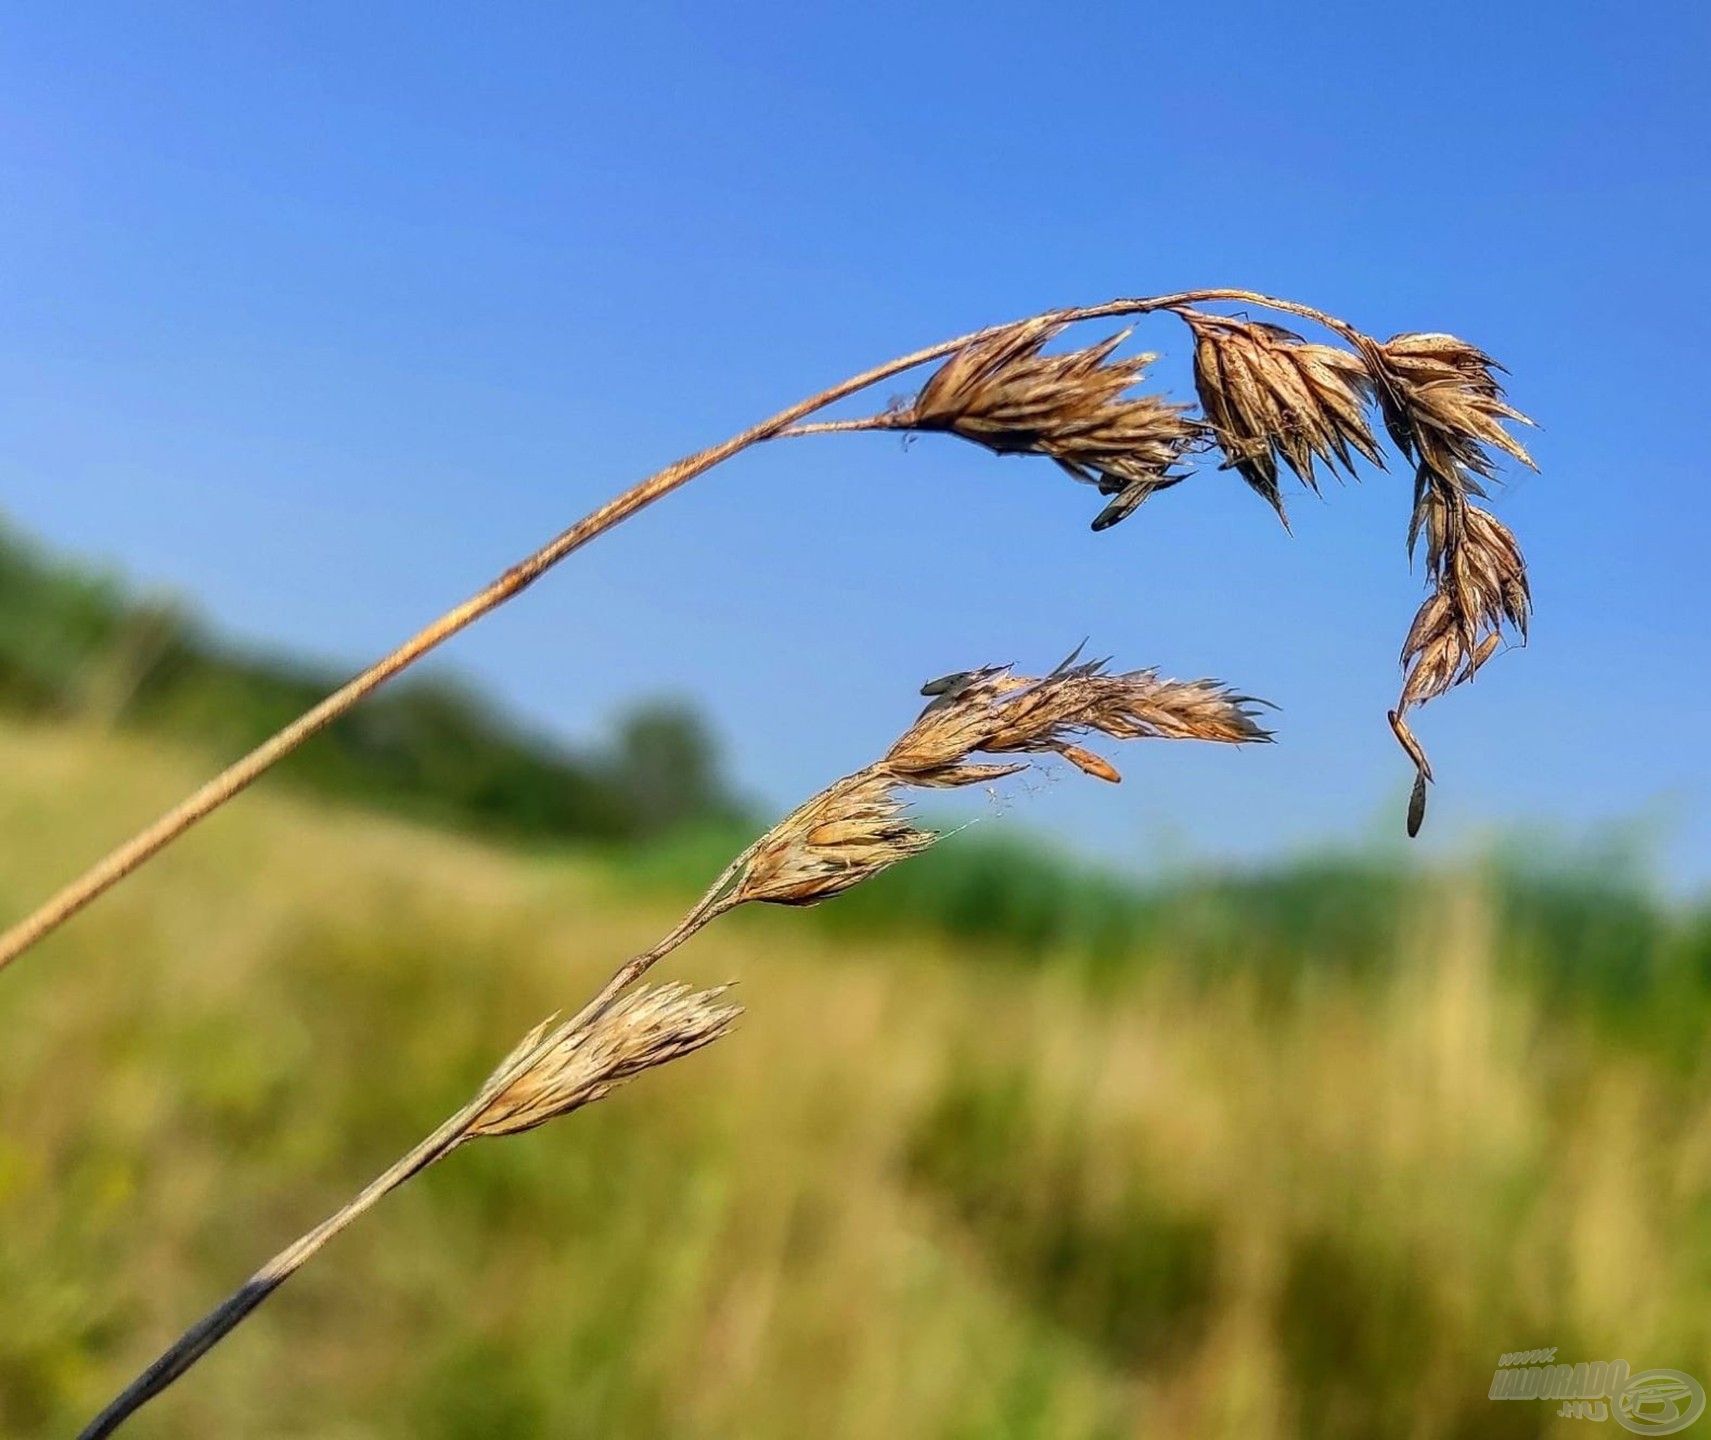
1076, 670, 1275, 749
1390, 495, 1531, 834
730, 772, 939, 907
729, 645, 1270, 905
467, 982, 742, 1139
888, 646, 1271, 786
1417, 502, 1529, 679
905, 320, 1204, 530
1181, 311, 1382, 524
1359, 331, 1535, 489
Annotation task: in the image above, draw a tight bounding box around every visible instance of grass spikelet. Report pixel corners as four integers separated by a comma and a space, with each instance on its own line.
889, 646, 1272, 784
731, 773, 940, 907
1360, 331, 1536, 487
1181, 309, 1382, 524
904, 320, 1204, 530
467, 983, 742, 1139
1390, 497, 1531, 834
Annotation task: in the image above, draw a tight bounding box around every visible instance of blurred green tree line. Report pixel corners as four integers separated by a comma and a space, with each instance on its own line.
0, 523, 744, 844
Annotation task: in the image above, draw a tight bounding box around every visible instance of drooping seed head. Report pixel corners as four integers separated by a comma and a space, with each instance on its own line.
896, 306, 1534, 843
467, 982, 742, 1139
1392, 498, 1530, 835
906, 320, 1204, 529
1400, 502, 1529, 704
1181, 310, 1382, 525
1346, 329, 1534, 835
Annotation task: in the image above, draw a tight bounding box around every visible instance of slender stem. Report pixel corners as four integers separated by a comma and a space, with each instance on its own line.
78, 1110, 472, 1439
75, 881, 742, 1436
565, 842, 757, 1033
0, 287, 1364, 975
774, 415, 905, 438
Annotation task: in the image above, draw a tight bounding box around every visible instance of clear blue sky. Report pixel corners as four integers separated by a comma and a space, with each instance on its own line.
2, 3, 1706, 887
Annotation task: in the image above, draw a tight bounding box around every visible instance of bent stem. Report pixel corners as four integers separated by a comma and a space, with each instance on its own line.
0, 287, 1350, 975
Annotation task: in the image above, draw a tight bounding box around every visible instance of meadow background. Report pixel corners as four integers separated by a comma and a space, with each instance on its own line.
2, 528, 1709, 1438
3, 5, 1708, 1436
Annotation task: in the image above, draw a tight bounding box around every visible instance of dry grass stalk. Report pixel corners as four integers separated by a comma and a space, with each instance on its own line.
80, 645, 1265, 1434
0, 285, 1535, 976
76, 981, 742, 1440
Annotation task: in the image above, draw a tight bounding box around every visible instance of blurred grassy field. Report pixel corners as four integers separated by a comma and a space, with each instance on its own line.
3, 716, 1710, 1439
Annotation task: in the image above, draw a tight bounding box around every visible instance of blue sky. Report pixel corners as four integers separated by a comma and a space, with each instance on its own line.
2, 3, 1707, 887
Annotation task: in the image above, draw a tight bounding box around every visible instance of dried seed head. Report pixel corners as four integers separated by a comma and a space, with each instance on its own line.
1359, 331, 1535, 490
1392, 495, 1530, 834
906, 319, 1203, 529
1182, 311, 1382, 524
1400, 500, 1529, 703
730, 772, 938, 907
724, 645, 1269, 908
889, 306, 1535, 842
468, 982, 741, 1139
1341, 330, 1534, 835
887, 646, 1271, 785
